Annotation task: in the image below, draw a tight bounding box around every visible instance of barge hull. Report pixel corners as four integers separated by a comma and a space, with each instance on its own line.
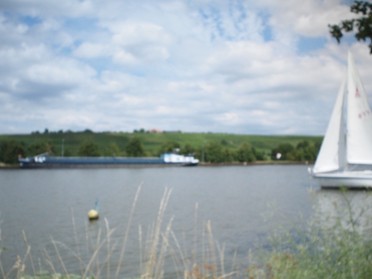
19, 154, 199, 168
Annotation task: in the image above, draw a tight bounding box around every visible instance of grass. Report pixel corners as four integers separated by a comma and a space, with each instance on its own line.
254, 189, 372, 279
1, 186, 237, 279
1, 188, 371, 279
262, 224, 372, 279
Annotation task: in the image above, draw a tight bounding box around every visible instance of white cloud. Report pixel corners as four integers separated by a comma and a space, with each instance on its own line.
0, 0, 372, 135
110, 21, 171, 46
25, 59, 95, 86
73, 42, 107, 58
109, 21, 171, 65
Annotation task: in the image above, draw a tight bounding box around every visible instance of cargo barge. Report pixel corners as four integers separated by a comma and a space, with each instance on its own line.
18, 153, 199, 168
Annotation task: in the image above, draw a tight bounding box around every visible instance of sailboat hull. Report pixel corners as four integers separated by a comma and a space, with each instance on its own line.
314, 171, 372, 189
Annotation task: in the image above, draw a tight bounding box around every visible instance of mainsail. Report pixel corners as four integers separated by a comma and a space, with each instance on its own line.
346, 52, 372, 165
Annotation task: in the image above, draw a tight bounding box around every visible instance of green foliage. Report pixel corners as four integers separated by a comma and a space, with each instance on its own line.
272, 140, 320, 161
204, 141, 225, 163
78, 141, 101, 156
181, 143, 195, 155
264, 193, 372, 279
291, 140, 318, 161
125, 136, 145, 156
271, 143, 295, 160
0, 130, 322, 164
252, 147, 266, 161
267, 233, 372, 279
158, 141, 180, 154
27, 142, 55, 156
106, 142, 121, 156
236, 143, 256, 163
0, 140, 25, 164
223, 148, 234, 163
204, 141, 238, 163
329, 1, 372, 54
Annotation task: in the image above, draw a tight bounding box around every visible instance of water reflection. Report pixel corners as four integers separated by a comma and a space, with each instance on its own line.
311, 189, 372, 235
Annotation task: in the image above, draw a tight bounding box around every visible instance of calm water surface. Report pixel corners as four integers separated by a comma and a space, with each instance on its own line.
0, 165, 370, 277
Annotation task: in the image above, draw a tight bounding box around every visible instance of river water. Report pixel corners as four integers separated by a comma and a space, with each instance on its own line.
0, 165, 371, 278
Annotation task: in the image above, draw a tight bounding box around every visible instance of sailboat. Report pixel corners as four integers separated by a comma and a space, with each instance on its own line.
312, 51, 372, 188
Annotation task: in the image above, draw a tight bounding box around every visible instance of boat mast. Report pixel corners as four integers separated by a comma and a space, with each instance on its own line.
61, 138, 65, 157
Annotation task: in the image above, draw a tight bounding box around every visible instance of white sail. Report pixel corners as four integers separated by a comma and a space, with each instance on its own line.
313, 80, 346, 173
346, 51, 372, 165
313, 51, 372, 188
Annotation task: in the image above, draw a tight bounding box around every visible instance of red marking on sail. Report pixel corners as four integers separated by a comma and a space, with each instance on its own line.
355, 87, 361, 98
358, 110, 371, 119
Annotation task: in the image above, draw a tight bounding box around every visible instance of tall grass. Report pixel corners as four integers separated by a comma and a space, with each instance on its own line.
252, 189, 372, 279
1, 187, 238, 279
1, 189, 372, 279
263, 222, 372, 279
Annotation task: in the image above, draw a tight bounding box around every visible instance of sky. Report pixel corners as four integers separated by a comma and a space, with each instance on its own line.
1, 0, 371, 135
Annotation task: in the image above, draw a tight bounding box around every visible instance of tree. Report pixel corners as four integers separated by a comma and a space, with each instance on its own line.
329, 1, 372, 54
182, 143, 195, 155
222, 148, 234, 163
28, 141, 54, 156
252, 147, 265, 161
126, 137, 144, 157
204, 141, 225, 163
271, 143, 294, 160
107, 142, 122, 156
236, 143, 256, 163
272, 140, 319, 162
78, 141, 101, 156
0, 140, 25, 164
159, 141, 180, 154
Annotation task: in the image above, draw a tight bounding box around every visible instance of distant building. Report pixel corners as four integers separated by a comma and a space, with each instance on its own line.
149, 129, 163, 133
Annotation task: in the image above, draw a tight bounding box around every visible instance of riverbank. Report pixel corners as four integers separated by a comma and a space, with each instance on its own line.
0, 162, 18, 169
0, 160, 311, 169
199, 160, 310, 166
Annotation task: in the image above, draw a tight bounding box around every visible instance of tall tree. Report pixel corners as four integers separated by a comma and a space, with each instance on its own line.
236, 143, 256, 163
271, 143, 294, 160
329, 1, 372, 53
107, 142, 122, 156
204, 141, 225, 163
0, 140, 25, 164
126, 136, 145, 157
78, 141, 101, 156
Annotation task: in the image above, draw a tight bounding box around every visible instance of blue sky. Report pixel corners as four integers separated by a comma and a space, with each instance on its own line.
0, 0, 371, 135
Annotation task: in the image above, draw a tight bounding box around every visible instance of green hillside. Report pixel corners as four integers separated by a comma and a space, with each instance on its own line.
0, 130, 322, 164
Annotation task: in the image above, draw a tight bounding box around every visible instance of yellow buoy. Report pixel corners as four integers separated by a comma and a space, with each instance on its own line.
88, 209, 99, 220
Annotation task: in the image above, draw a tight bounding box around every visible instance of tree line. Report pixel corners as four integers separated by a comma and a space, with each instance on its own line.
0, 135, 320, 165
